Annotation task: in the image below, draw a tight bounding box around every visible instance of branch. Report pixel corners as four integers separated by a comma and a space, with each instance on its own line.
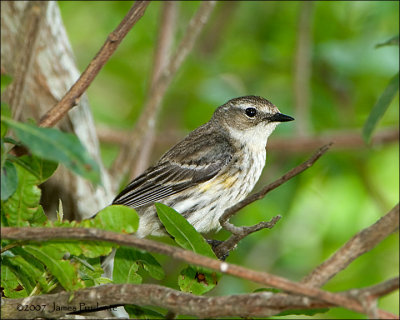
302, 203, 399, 287
96, 127, 399, 152
111, 1, 216, 180
38, 1, 150, 128
0, 226, 385, 316
268, 128, 399, 153
2, 281, 397, 319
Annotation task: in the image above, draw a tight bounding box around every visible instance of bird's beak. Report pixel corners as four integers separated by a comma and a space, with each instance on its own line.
268, 113, 295, 122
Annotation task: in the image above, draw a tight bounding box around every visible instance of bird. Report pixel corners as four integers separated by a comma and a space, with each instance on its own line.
113, 95, 294, 238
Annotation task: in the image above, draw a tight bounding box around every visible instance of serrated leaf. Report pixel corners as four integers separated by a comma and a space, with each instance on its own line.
2, 161, 41, 226
155, 203, 216, 258
30, 205, 48, 226
45, 205, 139, 259
1, 263, 28, 298
10, 246, 53, 294
113, 247, 142, 284
23, 243, 84, 291
1, 160, 18, 200
178, 266, 219, 295
1, 254, 44, 296
363, 72, 399, 143
125, 305, 165, 319
1, 117, 100, 184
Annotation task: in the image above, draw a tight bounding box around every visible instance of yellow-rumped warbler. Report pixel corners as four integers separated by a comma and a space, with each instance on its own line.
113, 96, 294, 238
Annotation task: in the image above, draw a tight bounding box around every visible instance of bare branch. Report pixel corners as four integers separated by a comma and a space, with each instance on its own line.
111, 1, 216, 181
97, 127, 399, 152
268, 128, 399, 153
218, 143, 332, 235
302, 203, 399, 287
214, 215, 281, 260
2, 282, 397, 319
38, 1, 150, 128
0, 226, 383, 315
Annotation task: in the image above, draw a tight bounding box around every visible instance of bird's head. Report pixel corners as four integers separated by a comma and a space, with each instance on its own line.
212, 96, 294, 145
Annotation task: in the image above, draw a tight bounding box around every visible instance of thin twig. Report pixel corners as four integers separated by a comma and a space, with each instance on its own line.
301, 203, 399, 287
214, 215, 281, 260
214, 144, 331, 259
2, 282, 397, 319
38, 1, 150, 128
111, 1, 216, 181
0, 225, 387, 315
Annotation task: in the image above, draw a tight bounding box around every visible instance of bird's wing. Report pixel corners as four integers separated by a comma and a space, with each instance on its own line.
112, 128, 234, 208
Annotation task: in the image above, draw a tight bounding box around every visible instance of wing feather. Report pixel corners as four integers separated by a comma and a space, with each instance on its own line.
113, 126, 234, 209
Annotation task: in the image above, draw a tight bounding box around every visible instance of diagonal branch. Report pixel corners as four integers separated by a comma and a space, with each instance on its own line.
39, 1, 150, 128
302, 203, 399, 287
214, 143, 332, 259
0, 225, 387, 316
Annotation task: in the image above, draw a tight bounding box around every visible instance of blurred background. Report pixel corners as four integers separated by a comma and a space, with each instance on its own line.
59, 1, 399, 318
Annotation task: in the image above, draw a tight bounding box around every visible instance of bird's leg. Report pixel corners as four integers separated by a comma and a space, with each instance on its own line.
206, 239, 229, 261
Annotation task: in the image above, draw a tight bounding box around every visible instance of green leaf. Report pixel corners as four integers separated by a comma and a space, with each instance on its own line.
1, 253, 44, 296
375, 35, 399, 48
16, 155, 58, 184
155, 203, 216, 258
178, 266, 219, 295
1, 74, 12, 94
363, 72, 399, 143
125, 305, 165, 319
1, 160, 18, 200
10, 246, 54, 294
75, 257, 106, 287
1, 117, 101, 184
113, 247, 142, 284
0, 262, 28, 298
44, 205, 139, 259
23, 243, 84, 291
30, 205, 48, 226
1, 161, 41, 226
1, 102, 12, 138
91, 205, 139, 233
114, 246, 164, 281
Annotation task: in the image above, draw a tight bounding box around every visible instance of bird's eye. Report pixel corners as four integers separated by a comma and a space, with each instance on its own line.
245, 107, 257, 118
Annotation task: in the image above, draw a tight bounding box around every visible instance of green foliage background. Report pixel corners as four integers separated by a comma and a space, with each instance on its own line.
57, 1, 399, 318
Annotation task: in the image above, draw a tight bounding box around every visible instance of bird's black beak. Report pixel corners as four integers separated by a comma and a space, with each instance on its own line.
269, 113, 295, 122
